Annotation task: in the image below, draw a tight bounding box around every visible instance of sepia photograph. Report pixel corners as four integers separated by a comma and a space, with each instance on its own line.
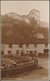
1, 1, 49, 80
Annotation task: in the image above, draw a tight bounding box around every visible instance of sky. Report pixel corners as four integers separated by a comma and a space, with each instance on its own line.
1, 1, 49, 23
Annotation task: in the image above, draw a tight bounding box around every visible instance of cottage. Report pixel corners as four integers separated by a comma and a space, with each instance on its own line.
1, 38, 49, 56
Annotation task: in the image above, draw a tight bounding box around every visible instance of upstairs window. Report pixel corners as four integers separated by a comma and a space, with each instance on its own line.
44, 49, 49, 53
45, 44, 48, 48
19, 44, 23, 48
26, 44, 29, 48
9, 44, 12, 48
1, 51, 4, 55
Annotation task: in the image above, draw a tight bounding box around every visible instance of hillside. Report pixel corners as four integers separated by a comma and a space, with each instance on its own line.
1, 9, 48, 44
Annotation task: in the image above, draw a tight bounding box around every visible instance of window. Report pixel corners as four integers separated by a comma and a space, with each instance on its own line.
45, 44, 48, 48
21, 50, 24, 56
16, 50, 19, 56
8, 50, 11, 54
16, 50, 19, 54
44, 49, 49, 53
26, 44, 29, 48
19, 44, 23, 48
26, 50, 29, 54
34, 44, 37, 48
30, 51, 33, 54
9, 44, 12, 48
1, 51, 4, 55
34, 50, 37, 56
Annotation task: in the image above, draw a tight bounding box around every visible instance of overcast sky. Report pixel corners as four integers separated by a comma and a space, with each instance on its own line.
1, 1, 49, 22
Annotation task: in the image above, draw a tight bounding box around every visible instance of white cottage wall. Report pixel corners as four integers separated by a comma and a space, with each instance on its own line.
37, 44, 45, 53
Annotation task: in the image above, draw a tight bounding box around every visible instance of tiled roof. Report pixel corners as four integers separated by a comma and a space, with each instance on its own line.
2, 38, 48, 44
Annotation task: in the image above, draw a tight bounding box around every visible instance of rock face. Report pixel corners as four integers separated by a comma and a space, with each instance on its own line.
28, 9, 40, 21
2, 9, 48, 27
4, 9, 40, 24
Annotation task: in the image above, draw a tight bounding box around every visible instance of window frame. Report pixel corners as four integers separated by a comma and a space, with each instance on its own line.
9, 44, 12, 48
